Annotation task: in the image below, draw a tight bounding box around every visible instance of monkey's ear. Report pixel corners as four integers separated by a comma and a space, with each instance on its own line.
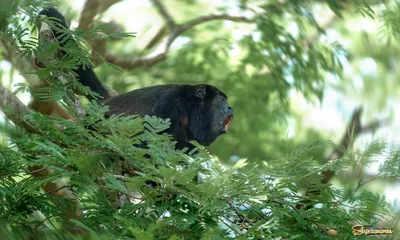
195, 85, 206, 99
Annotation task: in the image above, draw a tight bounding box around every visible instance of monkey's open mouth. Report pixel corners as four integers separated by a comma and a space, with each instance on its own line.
223, 115, 233, 132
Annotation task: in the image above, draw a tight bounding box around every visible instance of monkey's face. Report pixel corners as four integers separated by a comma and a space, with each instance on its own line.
189, 85, 234, 146
211, 93, 234, 135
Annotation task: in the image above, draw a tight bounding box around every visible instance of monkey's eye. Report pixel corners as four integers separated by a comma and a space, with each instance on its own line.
220, 96, 225, 102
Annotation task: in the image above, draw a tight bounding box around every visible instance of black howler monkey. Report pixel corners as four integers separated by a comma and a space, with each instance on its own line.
37, 8, 234, 149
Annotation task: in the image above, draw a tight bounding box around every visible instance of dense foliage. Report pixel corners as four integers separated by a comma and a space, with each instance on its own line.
0, 0, 399, 239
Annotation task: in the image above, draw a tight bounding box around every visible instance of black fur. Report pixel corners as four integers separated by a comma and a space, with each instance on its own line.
38, 8, 234, 149
105, 84, 233, 148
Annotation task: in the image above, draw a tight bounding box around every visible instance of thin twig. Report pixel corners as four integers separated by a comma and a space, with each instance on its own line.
44, 185, 73, 195
224, 199, 253, 224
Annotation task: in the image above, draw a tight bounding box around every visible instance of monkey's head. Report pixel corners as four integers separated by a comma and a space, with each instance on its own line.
188, 84, 234, 146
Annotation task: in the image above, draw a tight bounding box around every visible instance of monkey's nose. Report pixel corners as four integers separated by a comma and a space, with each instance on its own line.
228, 106, 234, 116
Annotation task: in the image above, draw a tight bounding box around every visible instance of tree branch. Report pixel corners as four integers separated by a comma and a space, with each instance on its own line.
181, 14, 252, 28
78, 0, 101, 30
105, 13, 252, 70
322, 107, 386, 183
0, 84, 40, 134
78, 0, 121, 30
328, 107, 363, 160
150, 0, 176, 29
